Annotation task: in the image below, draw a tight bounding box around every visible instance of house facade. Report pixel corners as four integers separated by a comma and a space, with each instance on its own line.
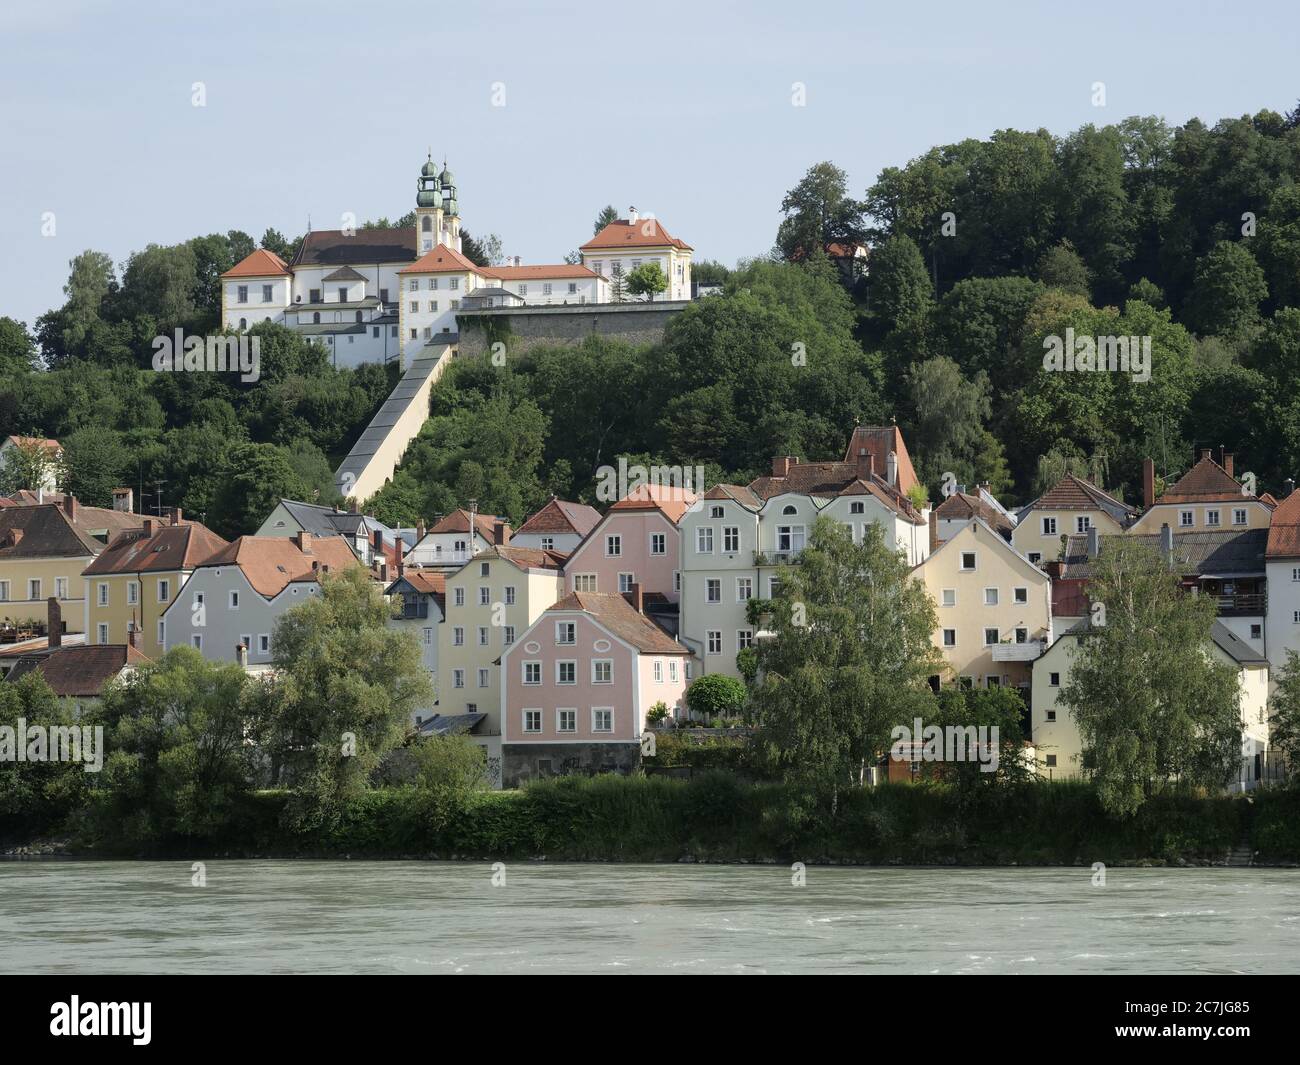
509, 498, 601, 554
563, 484, 694, 602
1012, 474, 1135, 566
1265, 488, 1300, 689
1130, 452, 1271, 535
578, 212, 693, 301
406, 509, 512, 569
385, 568, 446, 725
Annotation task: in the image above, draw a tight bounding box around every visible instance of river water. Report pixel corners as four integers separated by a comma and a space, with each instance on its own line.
1, 860, 1297, 974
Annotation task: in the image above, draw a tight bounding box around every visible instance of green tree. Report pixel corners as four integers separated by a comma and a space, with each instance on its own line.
624, 261, 668, 301
866, 235, 933, 331
1185, 240, 1268, 340
775, 161, 866, 263
1057, 538, 1241, 816
0, 436, 64, 495
1035, 239, 1092, 298
593, 205, 619, 234
61, 426, 125, 506
685, 673, 747, 721
208, 441, 311, 538
0, 317, 38, 374
1266, 650, 1300, 776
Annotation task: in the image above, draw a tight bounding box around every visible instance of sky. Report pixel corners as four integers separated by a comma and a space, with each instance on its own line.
2, 0, 1298, 331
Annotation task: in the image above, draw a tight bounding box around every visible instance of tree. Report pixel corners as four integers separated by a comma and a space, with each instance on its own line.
1057, 538, 1241, 816
408, 735, 488, 829
1035, 239, 1092, 298
624, 261, 667, 302
461, 229, 504, 268
0, 317, 38, 374
0, 436, 64, 495
61, 426, 125, 507
745, 518, 940, 809
256, 567, 433, 826
1267, 650, 1300, 775
593, 205, 619, 235
1185, 240, 1268, 340
775, 162, 866, 263
902, 356, 993, 490
208, 441, 311, 538
866, 235, 933, 331
685, 673, 747, 721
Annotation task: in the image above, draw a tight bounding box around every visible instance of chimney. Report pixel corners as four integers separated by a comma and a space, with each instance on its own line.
62, 494, 78, 523
47, 597, 61, 649
928, 508, 939, 552
1285, 477, 1296, 499
1199, 448, 1212, 463
170, 506, 182, 526
628, 206, 638, 225
372, 528, 383, 556
127, 622, 137, 649
1223, 451, 1234, 478
1160, 522, 1174, 561
397, 555, 405, 577
236, 642, 248, 668
1142, 458, 1155, 510
772, 455, 790, 478
493, 520, 510, 547
350, 499, 359, 514
380, 562, 389, 583
294, 530, 313, 555
886, 450, 899, 487
628, 581, 644, 614
1086, 526, 1099, 559
855, 448, 874, 482
111, 487, 133, 513
416, 520, 426, 540
143, 518, 156, 537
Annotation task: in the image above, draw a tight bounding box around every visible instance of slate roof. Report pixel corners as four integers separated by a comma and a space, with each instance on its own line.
1266, 490, 1300, 558
5, 643, 150, 697
1058, 529, 1268, 579
514, 498, 602, 538
415, 712, 487, 736
546, 591, 687, 654
292, 227, 418, 268
1210, 621, 1269, 666
0, 503, 143, 560
322, 266, 367, 282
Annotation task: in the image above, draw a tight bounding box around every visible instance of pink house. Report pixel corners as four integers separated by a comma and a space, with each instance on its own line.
500, 586, 690, 787
563, 483, 697, 604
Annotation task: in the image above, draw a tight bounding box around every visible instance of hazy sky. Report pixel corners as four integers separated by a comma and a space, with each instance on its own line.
2, 0, 1297, 330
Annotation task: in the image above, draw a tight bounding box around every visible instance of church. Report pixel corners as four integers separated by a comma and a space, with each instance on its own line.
220, 155, 694, 370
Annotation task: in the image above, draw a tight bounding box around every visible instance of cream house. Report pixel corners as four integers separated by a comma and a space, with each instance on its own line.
1131, 452, 1272, 535
915, 518, 1053, 693
1013, 474, 1135, 567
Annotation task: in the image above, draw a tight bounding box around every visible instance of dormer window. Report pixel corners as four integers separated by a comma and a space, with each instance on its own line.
782, 505, 797, 515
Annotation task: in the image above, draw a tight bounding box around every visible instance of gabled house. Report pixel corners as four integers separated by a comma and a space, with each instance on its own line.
914, 518, 1053, 694
934, 484, 1016, 547
1130, 450, 1272, 535
510, 498, 601, 554
385, 567, 446, 726
1265, 486, 1300, 687
406, 509, 512, 569
81, 511, 228, 659
1013, 474, 1135, 566
162, 532, 358, 669
500, 587, 690, 787
257, 498, 414, 566
578, 211, 693, 301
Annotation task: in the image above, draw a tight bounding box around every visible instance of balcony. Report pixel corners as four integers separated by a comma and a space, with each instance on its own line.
752, 550, 802, 566
1215, 592, 1266, 617
991, 640, 1045, 662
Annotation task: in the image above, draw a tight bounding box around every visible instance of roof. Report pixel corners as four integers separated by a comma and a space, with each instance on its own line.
5, 643, 149, 697
397, 243, 481, 275
82, 520, 229, 576
1266, 489, 1300, 558
269, 500, 412, 552
3, 435, 61, 452
1058, 528, 1269, 580
486, 545, 566, 571
935, 491, 1014, 537
0, 502, 142, 561
1158, 455, 1257, 505
292, 227, 418, 268
1210, 621, 1269, 666
546, 591, 687, 654
221, 249, 291, 278
608, 482, 698, 524
416, 712, 487, 736
1019, 474, 1136, 524
514, 498, 602, 538
580, 218, 692, 252
427, 508, 506, 538
196, 535, 358, 597
703, 483, 764, 510
388, 569, 446, 596
843, 425, 919, 496
919, 517, 1047, 580
484, 264, 602, 280
322, 265, 368, 282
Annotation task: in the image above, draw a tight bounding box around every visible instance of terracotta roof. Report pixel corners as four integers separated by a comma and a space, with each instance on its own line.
484, 264, 602, 280
515, 498, 602, 537
608, 483, 698, 524
292, 227, 417, 268
197, 535, 358, 597
390, 569, 446, 596
5, 644, 149, 697
580, 218, 692, 252
1266, 490, 1300, 558
547, 591, 687, 654
82, 521, 228, 576
703, 484, 763, 509
0, 503, 142, 560
4, 435, 61, 451
427, 508, 508, 538
935, 491, 1014, 537
221, 248, 291, 278
842, 425, 919, 496
488, 546, 567, 571
397, 243, 482, 275
1158, 456, 1254, 504
1019, 474, 1135, 527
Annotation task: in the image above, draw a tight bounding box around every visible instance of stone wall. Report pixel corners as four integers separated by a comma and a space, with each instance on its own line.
502, 742, 642, 789
456, 301, 691, 359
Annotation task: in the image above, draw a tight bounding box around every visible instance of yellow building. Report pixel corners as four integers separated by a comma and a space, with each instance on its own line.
0, 496, 141, 635
81, 512, 228, 658
1012, 474, 1136, 567
437, 544, 566, 737
1130, 452, 1272, 535
915, 518, 1053, 694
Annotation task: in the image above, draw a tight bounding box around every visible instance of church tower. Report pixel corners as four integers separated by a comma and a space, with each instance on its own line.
439, 159, 461, 252
415, 152, 443, 253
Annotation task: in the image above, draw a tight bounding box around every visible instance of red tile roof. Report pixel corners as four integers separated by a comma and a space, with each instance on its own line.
395, 569, 446, 595
82, 521, 228, 576
1158, 456, 1255, 504
427, 508, 508, 538
934, 491, 1013, 536
198, 535, 358, 597
484, 264, 602, 280
0, 502, 143, 560
6, 644, 150, 697
489, 546, 567, 571
842, 425, 919, 496
1031, 474, 1132, 513
580, 218, 692, 252
547, 591, 687, 654
5, 435, 61, 451
1266, 490, 1300, 558
515, 498, 602, 537
221, 249, 291, 278
608, 483, 698, 524
398, 244, 482, 275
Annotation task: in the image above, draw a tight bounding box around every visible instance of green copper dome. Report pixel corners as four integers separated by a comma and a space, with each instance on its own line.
440, 167, 454, 187
445, 196, 458, 216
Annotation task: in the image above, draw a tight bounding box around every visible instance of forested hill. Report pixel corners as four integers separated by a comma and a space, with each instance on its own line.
3, 102, 1300, 533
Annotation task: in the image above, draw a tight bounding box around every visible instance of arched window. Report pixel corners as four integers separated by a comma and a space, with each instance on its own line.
422, 216, 432, 232
356, 310, 363, 323
238, 317, 246, 330
313, 312, 320, 324
782, 504, 797, 515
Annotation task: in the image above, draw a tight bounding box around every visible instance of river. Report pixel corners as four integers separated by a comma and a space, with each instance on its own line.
1, 860, 1297, 974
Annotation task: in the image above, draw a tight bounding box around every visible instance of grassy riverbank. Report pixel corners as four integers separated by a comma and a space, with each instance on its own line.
17, 775, 1300, 866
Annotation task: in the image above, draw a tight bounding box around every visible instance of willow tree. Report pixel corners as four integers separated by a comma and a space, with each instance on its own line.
745, 517, 940, 810
1058, 537, 1240, 816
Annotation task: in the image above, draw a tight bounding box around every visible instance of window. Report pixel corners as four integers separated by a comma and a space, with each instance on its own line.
158, 579, 170, 602
453, 626, 464, 646
1233, 508, 1248, 526
592, 708, 613, 733
429, 301, 438, 312
605, 534, 621, 557
1014, 587, 1028, 605
1076, 515, 1092, 533
379, 288, 388, 303
984, 588, 999, 606
1293, 611, 1300, 625
229, 590, 239, 609
1293, 567, 1300, 582
27, 578, 41, 601
0, 581, 7, 601
983, 628, 1000, 646
1028, 552, 1042, 565
958, 676, 974, 691
710, 505, 724, 519
337, 287, 348, 303
960, 552, 976, 571
592, 660, 612, 684
776, 525, 806, 554
523, 662, 541, 685
311, 287, 323, 302
450, 278, 459, 291
1046, 710, 1057, 722
555, 622, 576, 645
259, 634, 270, 653
453, 669, 465, 689
410, 301, 418, 313
736, 577, 752, 602
237, 285, 248, 304
850, 501, 865, 514
1206, 509, 1221, 528
55, 577, 68, 599
540, 537, 554, 551
97, 623, 108, 644
1041, 517, 1057, 535
1014, 627, 1028, 643
262, 284, 273, 302
523, 709, 542, 734
618, 572, 634, 593
653, 660, 663, 682
696, 527, 713, 553
97, 582, 108, 606
1251, 623, 1262, 640
503, 625, 515, 646
409, 328, 417, 340
574, 574, 597, 592
557, 708, 576, 733
942, 629, 956, 647
430, 278, 439, 290
542, 283, 552, 296
706, 579, 721, 603
477, 627, 488, 647
986, 676, 1002, 689
556, 661, 577, 685
706, 631, 722, 655
650, 533, 666, 555
723, 527, 739, 552
478, 586, 490, 606
568, 282, 577, 294
408, 280, 418, 292
737, 629, 754, 650
669, 660, 679, 682
192, 634, 203, 650
477, 668, 490, 688
454, 587, 465, 607
941, 588, 956, 607
1180, 509, 1194, 527
1045, 754, 1057, 767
